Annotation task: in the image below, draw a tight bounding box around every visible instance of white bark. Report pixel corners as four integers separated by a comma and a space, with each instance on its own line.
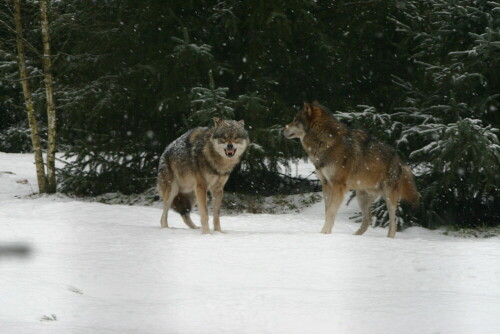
40, 0, 57, 193
14, 0, 47, 194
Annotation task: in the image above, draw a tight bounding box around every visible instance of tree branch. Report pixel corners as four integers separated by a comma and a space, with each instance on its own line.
0, 74, 44, 82
0, 17, 42, 58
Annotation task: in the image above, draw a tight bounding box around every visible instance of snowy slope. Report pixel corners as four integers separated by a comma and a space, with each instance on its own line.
1, 153, 499, 334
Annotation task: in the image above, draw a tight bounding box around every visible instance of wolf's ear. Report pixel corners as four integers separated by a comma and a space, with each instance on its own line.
213, 117, 222, 127
303, 102, 319, 118
310, 103, 322, 115
312, 100, 320, 106
238, 119, 245, 127
303, 102, 312, 116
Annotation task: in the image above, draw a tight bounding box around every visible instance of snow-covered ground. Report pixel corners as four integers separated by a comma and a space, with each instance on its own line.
1, 152, 499, 334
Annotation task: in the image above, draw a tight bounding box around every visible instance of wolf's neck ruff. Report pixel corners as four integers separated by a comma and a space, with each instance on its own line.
203, 138, 236, 176
301, 117, 347, 169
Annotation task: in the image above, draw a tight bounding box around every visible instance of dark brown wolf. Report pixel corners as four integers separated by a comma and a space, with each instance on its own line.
283, 102, 419, 238
157, 118, 249, 234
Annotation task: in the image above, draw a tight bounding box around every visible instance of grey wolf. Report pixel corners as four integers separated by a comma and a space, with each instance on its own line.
157, 118, 249, 234
283, 102, 419, 238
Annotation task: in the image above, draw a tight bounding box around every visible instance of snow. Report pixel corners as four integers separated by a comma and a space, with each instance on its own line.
1, 152, 500, 334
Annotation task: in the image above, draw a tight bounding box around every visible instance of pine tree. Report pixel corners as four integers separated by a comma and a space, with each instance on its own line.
189, 70, 235, 126
54, 1, 222, 195
4, 0, 496, 231
389, 0, 500, 228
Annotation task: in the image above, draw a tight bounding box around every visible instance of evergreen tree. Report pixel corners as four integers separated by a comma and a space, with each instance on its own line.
389, 0, 500, 228
2, 0, 497, 230
55, 1, 220, 195
189, 70, 235, 126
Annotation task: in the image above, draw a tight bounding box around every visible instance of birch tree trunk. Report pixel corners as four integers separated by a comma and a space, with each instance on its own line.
39, 0, 57, 193
13, 0, 47, 194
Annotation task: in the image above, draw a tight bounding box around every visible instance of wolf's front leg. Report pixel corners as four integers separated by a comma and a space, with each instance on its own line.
211, 177, 229, 232
320, 182, 346, 234
211, 188, 224, 232
321, 183, 333, 233
195, 183, 210, 234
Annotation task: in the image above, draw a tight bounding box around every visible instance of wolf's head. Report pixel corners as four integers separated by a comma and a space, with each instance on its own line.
283, 102, 323, 139
211, 118, 249, 159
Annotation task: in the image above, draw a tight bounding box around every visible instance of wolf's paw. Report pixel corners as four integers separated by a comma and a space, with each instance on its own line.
320, 229, 332, 234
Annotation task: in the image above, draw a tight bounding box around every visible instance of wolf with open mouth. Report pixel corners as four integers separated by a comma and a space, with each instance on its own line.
157, 117, 249, 234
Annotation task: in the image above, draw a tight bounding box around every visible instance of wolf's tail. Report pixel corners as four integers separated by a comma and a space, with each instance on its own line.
398, 165, 420, 206
172, 193, 193, 216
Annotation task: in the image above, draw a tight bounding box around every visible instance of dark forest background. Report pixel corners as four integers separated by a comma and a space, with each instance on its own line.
1, 0, 499, 229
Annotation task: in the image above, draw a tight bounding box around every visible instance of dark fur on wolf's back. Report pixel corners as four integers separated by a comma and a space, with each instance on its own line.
283, 102, 419, 238
157, 118, 249, 234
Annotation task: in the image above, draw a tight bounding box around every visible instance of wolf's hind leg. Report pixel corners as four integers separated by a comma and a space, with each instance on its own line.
354, 190, 377, 235
384, 189, 399, 238
160, 183, 178, 228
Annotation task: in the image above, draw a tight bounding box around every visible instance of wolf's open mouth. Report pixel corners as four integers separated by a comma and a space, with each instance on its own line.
224, 148, 236, 157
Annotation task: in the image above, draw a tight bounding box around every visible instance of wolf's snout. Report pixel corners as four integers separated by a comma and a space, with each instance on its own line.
282, 126, 293, 138
224, 144, 237, 157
